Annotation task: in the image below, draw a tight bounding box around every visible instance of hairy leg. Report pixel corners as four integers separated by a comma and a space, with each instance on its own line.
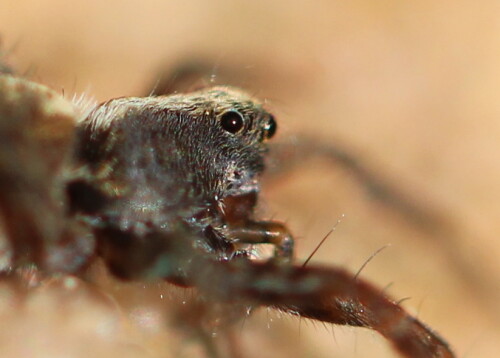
94, 221, 455, 358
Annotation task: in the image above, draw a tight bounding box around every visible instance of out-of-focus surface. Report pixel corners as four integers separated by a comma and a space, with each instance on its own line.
0, 1, 499, 357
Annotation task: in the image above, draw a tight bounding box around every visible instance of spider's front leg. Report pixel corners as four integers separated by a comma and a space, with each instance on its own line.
93, 219, 454, 358
189, 245, 455, 358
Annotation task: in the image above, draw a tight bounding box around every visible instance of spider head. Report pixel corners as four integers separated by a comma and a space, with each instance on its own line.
71, 87, 277, 221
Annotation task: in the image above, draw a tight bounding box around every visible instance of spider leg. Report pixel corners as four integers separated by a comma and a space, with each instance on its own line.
94, 222, 454, 358
190, 258, 455, 358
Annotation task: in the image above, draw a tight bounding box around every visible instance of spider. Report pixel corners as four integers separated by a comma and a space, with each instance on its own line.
0, 69, 454, 358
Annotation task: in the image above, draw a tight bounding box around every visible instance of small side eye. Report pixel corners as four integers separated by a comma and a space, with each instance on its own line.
220, 111, 244, 134
263, 115, 277, 139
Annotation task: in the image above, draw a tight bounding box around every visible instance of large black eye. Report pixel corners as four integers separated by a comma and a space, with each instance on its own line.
263, 115, 277, 139
220, 111, 244, 134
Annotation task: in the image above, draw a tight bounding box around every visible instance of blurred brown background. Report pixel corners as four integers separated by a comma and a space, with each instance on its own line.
0, 1, 499, 357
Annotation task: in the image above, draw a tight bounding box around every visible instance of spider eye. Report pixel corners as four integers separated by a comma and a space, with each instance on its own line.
220, 111, 244, 134
263, 115, 277, 139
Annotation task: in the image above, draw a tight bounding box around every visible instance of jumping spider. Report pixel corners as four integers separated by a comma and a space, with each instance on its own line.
0, 72, 454, 358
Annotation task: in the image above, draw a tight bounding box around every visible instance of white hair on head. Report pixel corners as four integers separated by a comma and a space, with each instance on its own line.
70, 91, 98, 123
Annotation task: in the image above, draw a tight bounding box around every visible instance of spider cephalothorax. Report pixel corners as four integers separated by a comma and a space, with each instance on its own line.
0, 74, 455, 358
